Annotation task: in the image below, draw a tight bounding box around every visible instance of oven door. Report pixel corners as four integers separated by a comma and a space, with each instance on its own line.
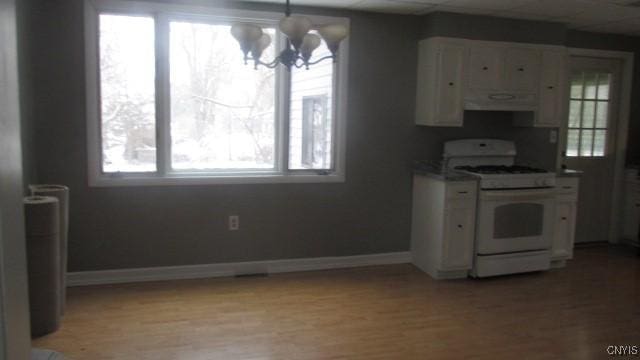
476, 188, 555, 255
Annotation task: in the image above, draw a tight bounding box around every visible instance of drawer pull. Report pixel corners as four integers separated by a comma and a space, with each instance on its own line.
561, 217, 567, 220
457, 224, 463, 229
457, 191, 469, 194
562, 186, 572, 189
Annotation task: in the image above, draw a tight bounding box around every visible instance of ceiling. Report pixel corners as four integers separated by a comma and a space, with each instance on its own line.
242, 0, 640, 36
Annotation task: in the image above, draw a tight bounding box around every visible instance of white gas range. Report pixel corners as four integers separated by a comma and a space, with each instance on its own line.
444, 139, 556, 277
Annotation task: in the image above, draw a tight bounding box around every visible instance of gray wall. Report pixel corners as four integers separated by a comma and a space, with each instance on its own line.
0, 0, 32, 356
26, 3, 640, 272
29, 0, 420, 271
16, 0, 37, 190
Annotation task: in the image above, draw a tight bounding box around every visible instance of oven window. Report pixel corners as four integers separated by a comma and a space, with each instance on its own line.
494, 203, 543, 239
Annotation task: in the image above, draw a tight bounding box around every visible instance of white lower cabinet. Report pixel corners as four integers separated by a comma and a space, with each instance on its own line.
411, 176, 477, 279
551, 177, 579, 265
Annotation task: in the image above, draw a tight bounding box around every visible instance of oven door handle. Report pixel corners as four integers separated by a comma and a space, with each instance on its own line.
480, 189, 556, 201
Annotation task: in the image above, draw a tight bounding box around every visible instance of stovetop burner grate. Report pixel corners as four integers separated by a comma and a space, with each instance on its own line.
454, 165, 549, 174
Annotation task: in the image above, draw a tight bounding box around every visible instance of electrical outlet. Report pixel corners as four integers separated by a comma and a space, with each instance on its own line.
228, 215, 239, 231
549, 130, 558, 144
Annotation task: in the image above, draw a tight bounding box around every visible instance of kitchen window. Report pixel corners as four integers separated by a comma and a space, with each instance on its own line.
566, 71, 611, 157
84, 0, 348, 186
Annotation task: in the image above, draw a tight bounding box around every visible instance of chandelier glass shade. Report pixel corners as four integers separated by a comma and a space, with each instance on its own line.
230, 0, 349, 70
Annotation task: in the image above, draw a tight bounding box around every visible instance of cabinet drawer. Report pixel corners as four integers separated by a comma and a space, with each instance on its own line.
446, 182, 477, 200
555, 177, 579, 195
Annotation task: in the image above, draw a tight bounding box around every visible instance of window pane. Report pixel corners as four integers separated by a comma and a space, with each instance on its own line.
570, 73, 583, 99
597, 73, 611, 100
99, 14, 156, 173
289, 36, 334, 170
582, 101, 595, 128
566, 129, 579, 157
169, 21, 276, 170
568, 100, 582, 128
593, 130, 606, 156
595, 101, 608, 129
580, 130, 594, 156
584, 73, 597, 99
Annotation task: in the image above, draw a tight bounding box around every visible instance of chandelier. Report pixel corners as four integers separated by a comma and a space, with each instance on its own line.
230, 0, 349, 70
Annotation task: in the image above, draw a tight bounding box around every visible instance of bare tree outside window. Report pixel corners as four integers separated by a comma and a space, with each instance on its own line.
99, 14, 156, 173
169, 22, 276, 170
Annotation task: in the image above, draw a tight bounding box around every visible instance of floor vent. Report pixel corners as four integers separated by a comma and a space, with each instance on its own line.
234, 273, 269, 278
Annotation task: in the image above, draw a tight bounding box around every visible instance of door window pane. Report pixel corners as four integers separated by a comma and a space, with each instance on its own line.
289, 35, 334, 170
570, 73, 583, 98
581, 101, 595, 128
567, 129, 579, 157
568, 100, 582, 127
593, 130, 606, 156
580, 130, 594, 156
595, 102, 608, 128
584, 73, 597, 99
566, 71, 611, 158
169, 21, 276, 170
597, 73, 611, 100
99, 14, 156, 173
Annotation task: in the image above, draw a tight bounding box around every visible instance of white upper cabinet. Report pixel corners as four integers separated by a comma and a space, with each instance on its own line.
415, 37, 568, 127
468, 45, 504, 90
415, 38, 466, 126
504, 48, 540, 92
536, 49, 568, 127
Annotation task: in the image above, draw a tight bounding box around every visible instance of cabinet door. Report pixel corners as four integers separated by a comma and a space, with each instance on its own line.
537, 50, 567, 127
552, 200, 577, 260
442, 203, 475, 269
433, 43, 466, 126
504, 48, 540, 92
468, 45, 503, 90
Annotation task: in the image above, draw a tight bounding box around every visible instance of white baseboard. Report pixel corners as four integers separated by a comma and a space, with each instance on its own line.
67, 251, 412, 287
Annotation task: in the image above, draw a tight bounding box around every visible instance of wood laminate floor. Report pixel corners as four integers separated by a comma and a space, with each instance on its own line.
33, 246, 639, 360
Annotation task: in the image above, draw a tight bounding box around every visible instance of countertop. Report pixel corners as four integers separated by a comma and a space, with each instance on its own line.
556, 169, 583, 177
414, 161, 582, 181
413, 161, 478, 182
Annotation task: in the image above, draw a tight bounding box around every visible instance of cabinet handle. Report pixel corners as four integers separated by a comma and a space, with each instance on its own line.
482, 66, 488, 70
517, 67, 524, 72
457, 224, 463, 228
457, 191, 468, 194
561, 217, 567, 220
449, 82, 454, 86
547, 86, 554, 89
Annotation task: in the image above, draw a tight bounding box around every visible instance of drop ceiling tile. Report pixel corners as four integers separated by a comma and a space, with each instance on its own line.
349, 0, 435, 14
562, 2, 640, 26
490, 10, 553, 21
577, 19, 640, 34
233, 0, 361, 8
506, 0, 594, 18
442, 0, 536, 11
427, 4, 495, 15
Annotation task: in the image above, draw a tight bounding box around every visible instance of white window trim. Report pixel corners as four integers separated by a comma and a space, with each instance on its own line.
84, 0, 349, 186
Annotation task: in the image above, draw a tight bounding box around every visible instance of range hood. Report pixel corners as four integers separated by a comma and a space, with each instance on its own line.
464, 89, 537, 112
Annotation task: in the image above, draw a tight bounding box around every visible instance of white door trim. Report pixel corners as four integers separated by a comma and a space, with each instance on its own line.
566, 47, 634, 244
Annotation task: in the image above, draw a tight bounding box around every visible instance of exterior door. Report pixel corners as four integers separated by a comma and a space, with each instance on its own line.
562, 57, 622, 243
